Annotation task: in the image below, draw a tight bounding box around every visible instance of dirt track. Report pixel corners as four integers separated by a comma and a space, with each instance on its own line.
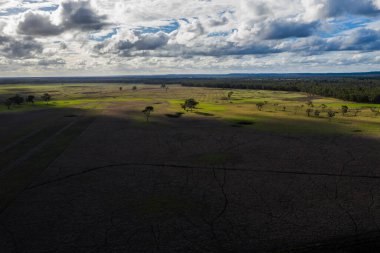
1, 105, 380, 252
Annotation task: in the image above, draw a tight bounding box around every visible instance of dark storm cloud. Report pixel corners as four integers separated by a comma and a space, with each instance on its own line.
17, 1, 109, 37
0, 35, 43, 58
60, 1, 108, 31
262, 20, 319, 40
18, 12, 63, 36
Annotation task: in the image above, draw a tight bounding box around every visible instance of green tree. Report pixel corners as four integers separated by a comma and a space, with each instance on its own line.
4, 99, 12, 109
26, 95, 35, 103
256, 102, 265, 111
227, 91, 234, 103
41, 93, 51, 104
306, 108, 313, 117
181, 98, 199, 112
341, 105, 349, 116
327, 110, 336, 120
9, 95, 24, 105
142, 106, 154, 122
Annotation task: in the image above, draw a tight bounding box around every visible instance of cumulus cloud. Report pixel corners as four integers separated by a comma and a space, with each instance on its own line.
17, 1, 109, 36
18, 12, 63, 36
0, 0, 379, 75
60, 1, 109, 31
0, 35, 43, 58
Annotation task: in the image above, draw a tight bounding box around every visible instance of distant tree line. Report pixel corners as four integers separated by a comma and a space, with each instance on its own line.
179, 78, 380, 104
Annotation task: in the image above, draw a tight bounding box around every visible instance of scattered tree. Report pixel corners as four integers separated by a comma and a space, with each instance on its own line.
314, 110, 320, 117
181, 98, 199, 112
306, 101, 314, 107
119, 87, 123, 91
256, 102, 265, 111
41, 93, 51, 104
341, 105, 349, 116
26, 95, 35, 104
4, 99, 12, 109
142, 106, 154, 122
227, 91, 234, 103
327, 110, 336, 120
132, 86, 137, 91
306, 108, 313, 117
9, 94, 24, 105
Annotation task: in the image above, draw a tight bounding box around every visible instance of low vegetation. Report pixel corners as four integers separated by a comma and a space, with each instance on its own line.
1, 83, 380, 136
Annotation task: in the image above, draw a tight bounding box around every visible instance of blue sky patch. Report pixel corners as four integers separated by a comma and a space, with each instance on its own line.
0, 7, 28, 16
90, 28, 118, 42
136, 20, 180, 34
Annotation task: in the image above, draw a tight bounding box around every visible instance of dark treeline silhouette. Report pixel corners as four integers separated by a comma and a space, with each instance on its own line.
2, 74, 380, 104
180, 78, 380, 104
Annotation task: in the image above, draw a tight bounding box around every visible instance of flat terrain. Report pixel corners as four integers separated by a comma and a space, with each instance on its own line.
1, 84, 380, 252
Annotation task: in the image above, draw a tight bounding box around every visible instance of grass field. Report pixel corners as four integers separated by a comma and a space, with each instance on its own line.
1, 83, 380, 136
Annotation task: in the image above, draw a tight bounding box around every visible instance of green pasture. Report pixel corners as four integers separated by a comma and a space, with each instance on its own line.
1, 83, 380, 136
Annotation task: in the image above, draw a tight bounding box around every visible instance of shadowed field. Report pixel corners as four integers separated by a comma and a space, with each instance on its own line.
1, 84, 380, 252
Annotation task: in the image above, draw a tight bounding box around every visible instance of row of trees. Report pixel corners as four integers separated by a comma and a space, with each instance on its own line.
3, 93, 51, 109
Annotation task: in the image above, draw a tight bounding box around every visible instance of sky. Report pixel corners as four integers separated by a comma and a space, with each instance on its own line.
0, 0, 380, 76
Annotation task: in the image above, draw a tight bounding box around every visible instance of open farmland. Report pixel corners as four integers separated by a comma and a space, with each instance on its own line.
1, 83, 380, 252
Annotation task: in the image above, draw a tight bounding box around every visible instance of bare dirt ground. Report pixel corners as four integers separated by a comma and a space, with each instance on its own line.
1, 103, 380, 252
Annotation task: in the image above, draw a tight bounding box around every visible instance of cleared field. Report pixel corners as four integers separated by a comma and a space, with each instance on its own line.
1, 84, 380, 252
1, 83, 380, 137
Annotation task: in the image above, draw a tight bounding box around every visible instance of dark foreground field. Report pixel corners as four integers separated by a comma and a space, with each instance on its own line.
1, 85, 380, 252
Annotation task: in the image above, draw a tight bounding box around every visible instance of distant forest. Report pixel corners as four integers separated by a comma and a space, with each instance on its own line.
1, 74, 380, 103
179, 78, 380, 104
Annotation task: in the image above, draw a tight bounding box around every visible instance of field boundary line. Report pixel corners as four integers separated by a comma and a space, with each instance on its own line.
28, 162, 380, 190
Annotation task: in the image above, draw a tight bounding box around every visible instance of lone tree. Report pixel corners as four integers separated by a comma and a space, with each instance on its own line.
119, 87, 123, 91
41, 93, 51, 104
181, 98, 199, 112
256, 102, 265, 111
161, 84, 169, 92
26, 95, 35, 103
327, 110, 336, 120
142, 106, 154, 122
341, 105, 349, 116
132, 86, 137, 91
4, 99, 12, 109
306, 108, 313, 117
227, 91, 234, 103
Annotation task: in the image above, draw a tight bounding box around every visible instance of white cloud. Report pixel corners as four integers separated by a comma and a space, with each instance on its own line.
0, 0, 379, 75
